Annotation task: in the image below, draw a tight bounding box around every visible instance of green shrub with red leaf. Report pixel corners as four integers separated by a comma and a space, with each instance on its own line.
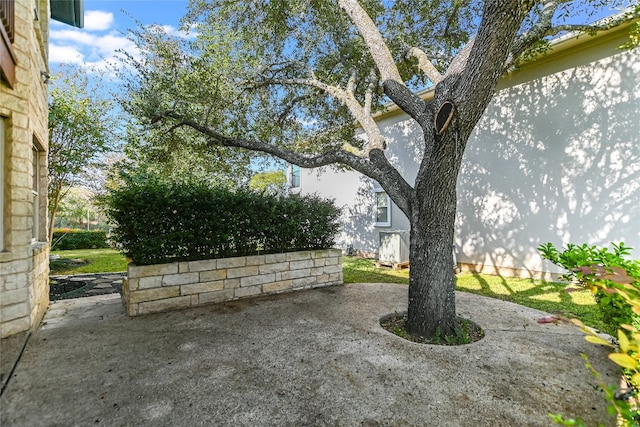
539, 242, 640, 426
539, 242, 640, 332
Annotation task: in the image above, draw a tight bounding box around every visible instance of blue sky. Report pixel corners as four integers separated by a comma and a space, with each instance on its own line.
50, 1, 629, 74
50, 0, 190, 72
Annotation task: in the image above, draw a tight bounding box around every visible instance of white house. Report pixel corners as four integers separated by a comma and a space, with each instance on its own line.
292, 20, 640, 278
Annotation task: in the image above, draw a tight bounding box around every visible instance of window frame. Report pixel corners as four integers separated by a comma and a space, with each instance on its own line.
31, 138, 46, 244
374, 188, 391, 228
31, 144, 39, 242
0, 118, 4, 250
289, 165, 301, 188
0, 0, 17, 88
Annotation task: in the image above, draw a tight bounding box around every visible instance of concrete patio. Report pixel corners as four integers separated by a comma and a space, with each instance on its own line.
0, 283, 619, 426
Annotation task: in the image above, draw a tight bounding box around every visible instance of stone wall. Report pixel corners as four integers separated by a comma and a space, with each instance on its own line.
123, 249, 343, 316
1, 0, 51, 338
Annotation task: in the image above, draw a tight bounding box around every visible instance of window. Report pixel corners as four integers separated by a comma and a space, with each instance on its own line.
32, 145, 39, 241
31, 140, 45, 243
0, 118, 4, 250
0, 0, 17, 88
374, 190, 391, 227
289, 165, 300, 188
50, 0, 84, 28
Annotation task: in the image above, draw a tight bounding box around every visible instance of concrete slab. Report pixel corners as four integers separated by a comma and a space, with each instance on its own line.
0, 332, 29, 394
0, 284, 619, 426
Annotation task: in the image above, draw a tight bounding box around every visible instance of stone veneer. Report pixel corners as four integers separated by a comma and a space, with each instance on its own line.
1, 0, 51, 338
123, 249, 343, 316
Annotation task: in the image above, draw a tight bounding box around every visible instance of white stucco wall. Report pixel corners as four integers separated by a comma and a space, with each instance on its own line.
456, 30, 639, 274
300, 26, 640, 277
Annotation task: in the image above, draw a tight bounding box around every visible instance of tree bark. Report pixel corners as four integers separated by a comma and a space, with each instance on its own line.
405, 122, 465, 337
398, 0, 529, 339
407, 208, 457, 338
48, 183, 62, 244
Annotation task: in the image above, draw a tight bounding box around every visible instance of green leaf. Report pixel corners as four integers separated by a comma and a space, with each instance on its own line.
608, 353, 638, 370
585, 335, 612, 346
618, 329, 630, 353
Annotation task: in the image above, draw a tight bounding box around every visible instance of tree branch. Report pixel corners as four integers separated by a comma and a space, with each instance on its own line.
382, 80, 430, 128
363, 69, 377, 117
368, 149, 414, 217
508, 1, 636, 69
251, 76, 386, 153
336, 0, 435, 129
153, 111, 414, 210
404, 47, 443, 84
346, 70, 357, 94
444, 36, 475, 78
276, 94, 312, 127
338, 0, 403, 84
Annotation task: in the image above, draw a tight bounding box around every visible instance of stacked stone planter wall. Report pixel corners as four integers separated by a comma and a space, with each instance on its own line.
123, 249, 342, 316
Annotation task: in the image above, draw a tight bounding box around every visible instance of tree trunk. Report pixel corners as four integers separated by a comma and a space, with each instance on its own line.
404, 110, 468, 338
48, 185, 62, 244
406, 200, 458, 338
401, 0, 528, 339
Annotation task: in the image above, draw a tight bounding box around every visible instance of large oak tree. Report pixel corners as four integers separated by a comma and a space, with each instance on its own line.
120, 0, 636, 339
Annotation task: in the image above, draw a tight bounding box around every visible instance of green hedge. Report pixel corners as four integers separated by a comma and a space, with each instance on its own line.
105, 180, 341, 265
51, 229, 109, 250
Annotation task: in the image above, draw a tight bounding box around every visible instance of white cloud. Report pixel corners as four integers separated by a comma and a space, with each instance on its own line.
97, 34, 138, 56
49, 27, 139, 72
47, 9, 152, 78
49, 45, 84, 64
84, 10, 114, 31
50, 29, 98, 45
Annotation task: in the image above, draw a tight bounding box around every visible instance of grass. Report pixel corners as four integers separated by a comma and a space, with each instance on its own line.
50, 248, 128, 275
342, 256, 410, 284
342, 256, 606, 333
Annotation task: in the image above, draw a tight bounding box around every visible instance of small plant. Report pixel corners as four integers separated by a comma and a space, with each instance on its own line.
393, 325, 410, 340
445, 320, 472, 345
381, 314, 483, 345
431, 327, 442, 345
539, 242, 640, 332
539, 242, 640, 426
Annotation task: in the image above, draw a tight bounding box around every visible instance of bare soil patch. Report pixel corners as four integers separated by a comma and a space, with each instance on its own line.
380, 312, 484, 345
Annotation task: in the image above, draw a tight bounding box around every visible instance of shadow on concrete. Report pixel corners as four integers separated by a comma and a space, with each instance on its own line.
1, 284, 619, 426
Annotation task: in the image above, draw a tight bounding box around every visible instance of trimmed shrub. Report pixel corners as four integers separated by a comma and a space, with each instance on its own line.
51, 229, 109, 250
538, 246, 640, 425
104, 179, 340, 265
539, 242, 640, 331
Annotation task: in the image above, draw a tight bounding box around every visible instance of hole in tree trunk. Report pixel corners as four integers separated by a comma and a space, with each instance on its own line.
380, 312, 484, 345
434, 101, 455, 135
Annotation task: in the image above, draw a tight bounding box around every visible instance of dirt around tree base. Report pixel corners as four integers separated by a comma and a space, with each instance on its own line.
380, 312, 484, 345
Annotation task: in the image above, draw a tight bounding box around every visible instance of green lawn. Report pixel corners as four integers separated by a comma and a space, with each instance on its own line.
342, 256, 605, 333
50, 248, 128, 275
48, 250, 604, 332
342, 256, 410, 284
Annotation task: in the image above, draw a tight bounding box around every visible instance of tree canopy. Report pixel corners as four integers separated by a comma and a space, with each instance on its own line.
118, 0, 638, 338
48, 66, 114, 241
120, 0, 635, 159
249, 170, 288, 195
